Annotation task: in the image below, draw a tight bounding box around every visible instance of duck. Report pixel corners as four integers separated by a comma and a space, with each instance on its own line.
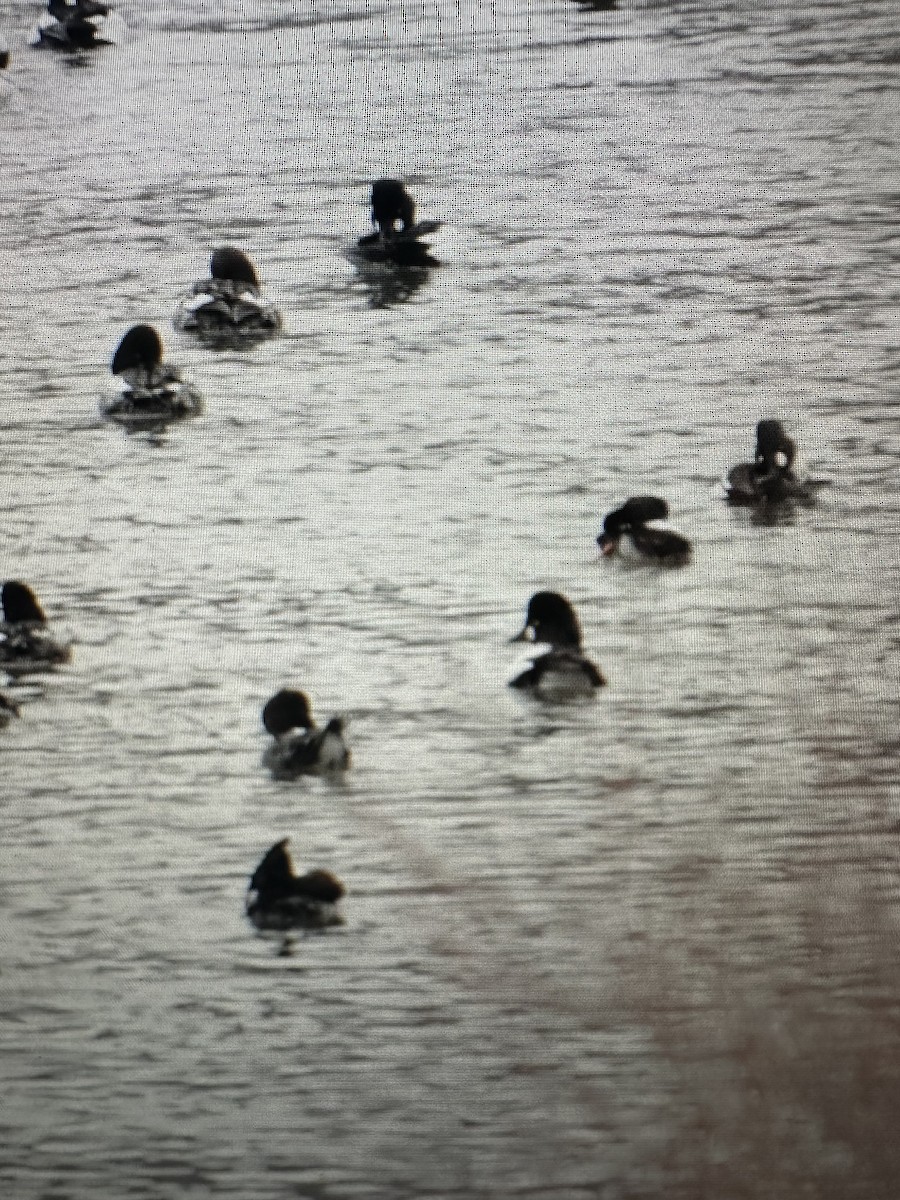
102, 324, 201, 423
1, 37, 10, 70
0, 581, 72, 674
261, 689, 351, 778
509, 591, 606, 697
597, 496, 692, 566
726, 419, 820, 506
353, 179, 441, 268
175, 247, 281, 340
246, 838, 346, 931
31, 0, 125, 50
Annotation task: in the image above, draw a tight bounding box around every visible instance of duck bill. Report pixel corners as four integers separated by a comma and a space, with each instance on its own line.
510, 625, 534, 643
597, 535, 617, 557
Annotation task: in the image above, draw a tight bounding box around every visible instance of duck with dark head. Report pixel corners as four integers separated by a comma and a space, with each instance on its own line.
175, 247, 281, 342
354, 178, 441, 269
0, 581, 72, 674
509, 591, 606, 698
261, 688, 351, 779
598, 496, 692, 566
246, 838, 346, 931
102, 323, 201, 425
726, 419, 821, 507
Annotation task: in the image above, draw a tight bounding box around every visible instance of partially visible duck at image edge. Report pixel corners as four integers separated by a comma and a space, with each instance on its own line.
598, 496, 692, 566
261, 688, 351, 778
31, 0, 125, 51
509, 591, 606, 697
726, 419, 820, 506
175, 247, 281, 338
0, 581, 72, 673
246, 838, 346, 931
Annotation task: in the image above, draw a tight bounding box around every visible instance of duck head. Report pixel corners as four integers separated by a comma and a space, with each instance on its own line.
210, 246, 261, 290
2, 581, 48, 626
111, 324, 164, 378
262, 689, 314, 736
511, 591, 583, 649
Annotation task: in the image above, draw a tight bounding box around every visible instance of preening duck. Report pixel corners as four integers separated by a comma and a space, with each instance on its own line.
0, 581, 72, 674
598, 496, 692, 566
31, 0, 125, 50
509, 591, 605, 697
726, 420, 820, 506
246, 838, 346, 931
262, 689, 351, 778
102, 324, 201, 424
175, 247, 281, 340
353, 179, 441, 268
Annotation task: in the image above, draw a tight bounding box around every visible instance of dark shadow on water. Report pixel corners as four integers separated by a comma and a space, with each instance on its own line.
350, 258, 437, 309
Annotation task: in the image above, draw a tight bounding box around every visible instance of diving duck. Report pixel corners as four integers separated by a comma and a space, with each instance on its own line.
262, 689, 351, 778
509, 591, 605, 697
175, 247, 281, 340
353, 179, 441, 268
246, 838, 345, 931
598, 496, 692, 566
102, 324, 201, 423
31, 0, 125, 50
0, 581, 72, 674
726, 419, 820, 506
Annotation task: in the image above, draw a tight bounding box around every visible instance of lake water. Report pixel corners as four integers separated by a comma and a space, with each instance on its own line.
1, 1, 898, 1197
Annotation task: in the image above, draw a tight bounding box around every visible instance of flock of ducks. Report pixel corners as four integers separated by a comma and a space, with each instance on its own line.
2, 392, 819, 935
3, 8, 823, 939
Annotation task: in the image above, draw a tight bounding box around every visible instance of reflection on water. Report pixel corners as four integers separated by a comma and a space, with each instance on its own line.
1, 0, 898, 1196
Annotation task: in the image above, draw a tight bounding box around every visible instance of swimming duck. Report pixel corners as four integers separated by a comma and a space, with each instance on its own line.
262, 689, 351, 778
1, 37, 10, 70
246, 838, 346, 931
31, 0, 125, 50
598, 496, 692, 566
0, 581, 72, 674
0, 692, 20, 728
175, 247, 281, 341
509, 591, 605, 696
726, 419, 819, 506
353, 179, 441, 268
102, 324, 201, 424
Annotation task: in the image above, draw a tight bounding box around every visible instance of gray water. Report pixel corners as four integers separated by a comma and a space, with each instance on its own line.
1, 1, 899, 1197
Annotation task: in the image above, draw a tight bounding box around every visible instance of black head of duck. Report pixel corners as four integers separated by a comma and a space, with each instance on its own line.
2, 580, 47, 626
246, 838, 346, 931
598, 496, 692, 566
